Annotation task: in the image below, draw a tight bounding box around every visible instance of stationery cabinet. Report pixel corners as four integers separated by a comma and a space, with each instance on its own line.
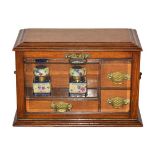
13, 28, 143, 126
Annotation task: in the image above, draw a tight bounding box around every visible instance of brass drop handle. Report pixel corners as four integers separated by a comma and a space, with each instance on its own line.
107, 72, 130, 84
107, 97, 130, 109
51, 101, 72, 112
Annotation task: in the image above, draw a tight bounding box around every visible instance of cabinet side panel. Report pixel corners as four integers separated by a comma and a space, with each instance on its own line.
131, 52, 141, 118
15, 52, 25, 118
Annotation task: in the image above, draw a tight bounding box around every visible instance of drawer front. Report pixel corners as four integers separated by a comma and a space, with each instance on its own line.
101, 60, 131, 88
26, 99, 99, 112
101, 90, 130, 112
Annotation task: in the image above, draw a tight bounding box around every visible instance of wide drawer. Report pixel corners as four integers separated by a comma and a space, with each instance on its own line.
26, 99, 99, 113
101, 90, 130, 112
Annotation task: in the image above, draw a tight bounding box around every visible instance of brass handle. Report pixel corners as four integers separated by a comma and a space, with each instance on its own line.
107, 97, 130, 109
65, 53, 90, 64
107, 72, 130, 84
51, 101, 72, 112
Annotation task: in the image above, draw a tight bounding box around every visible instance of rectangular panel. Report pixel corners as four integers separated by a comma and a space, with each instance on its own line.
101, 60, 131, 89
101, 90, 130, 112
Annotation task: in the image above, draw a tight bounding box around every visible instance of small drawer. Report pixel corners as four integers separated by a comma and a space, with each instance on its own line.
101, 90, 130, 112
26, 99, 99, 113
101, 60, 131, 88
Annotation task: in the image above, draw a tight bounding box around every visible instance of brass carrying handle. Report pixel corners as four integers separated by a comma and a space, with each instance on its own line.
51, 101, 72, 112
107, 97, 130, 109
107, 72, 130, 84
139, 72, 142, 79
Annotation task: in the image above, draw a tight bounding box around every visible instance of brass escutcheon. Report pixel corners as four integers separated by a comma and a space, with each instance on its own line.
51, 101, 72, 112
65, 53, 90, 64
66, 53, 90, 59
107, 72, 130, 84
107, 97, 130, 109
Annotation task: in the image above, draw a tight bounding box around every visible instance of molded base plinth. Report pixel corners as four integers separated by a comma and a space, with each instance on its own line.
13, 113, 143, 127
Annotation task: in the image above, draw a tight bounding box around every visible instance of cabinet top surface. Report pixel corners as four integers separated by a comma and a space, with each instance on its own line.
13, 28, 142, 51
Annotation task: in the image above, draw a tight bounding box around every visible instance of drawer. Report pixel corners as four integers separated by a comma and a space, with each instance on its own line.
26, 99, 99, 113
101, 90, 130, 112
101, 60, 131, 88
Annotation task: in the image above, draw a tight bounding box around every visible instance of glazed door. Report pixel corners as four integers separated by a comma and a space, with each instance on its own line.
22, 52, 132, 119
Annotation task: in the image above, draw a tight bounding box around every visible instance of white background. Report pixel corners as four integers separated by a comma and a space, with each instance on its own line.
0, 0, 154, 154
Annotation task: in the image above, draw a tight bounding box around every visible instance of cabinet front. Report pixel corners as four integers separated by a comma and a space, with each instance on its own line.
23, 53, 132, 118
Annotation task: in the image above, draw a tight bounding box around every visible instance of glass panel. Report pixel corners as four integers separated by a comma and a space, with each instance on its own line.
24, 57, 131, 114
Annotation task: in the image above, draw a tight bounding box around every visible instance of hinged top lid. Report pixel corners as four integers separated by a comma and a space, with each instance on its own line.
13, 28, 142, 51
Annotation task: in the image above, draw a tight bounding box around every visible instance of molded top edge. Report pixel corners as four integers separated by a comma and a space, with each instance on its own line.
13, 28, 142, 51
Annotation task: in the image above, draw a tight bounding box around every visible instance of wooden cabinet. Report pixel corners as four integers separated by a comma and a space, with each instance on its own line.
13, 28, 143, 126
